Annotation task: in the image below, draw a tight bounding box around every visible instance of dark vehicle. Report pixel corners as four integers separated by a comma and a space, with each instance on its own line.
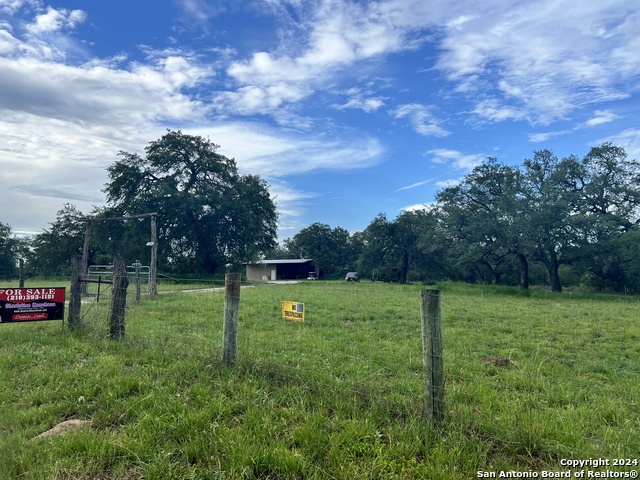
345, 272, 360, 282
371, 268, 401, 282
307, 272, 318, 280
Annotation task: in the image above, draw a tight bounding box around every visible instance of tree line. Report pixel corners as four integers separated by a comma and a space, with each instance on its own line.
1, 136, 639, 293
271, 143, 640, 293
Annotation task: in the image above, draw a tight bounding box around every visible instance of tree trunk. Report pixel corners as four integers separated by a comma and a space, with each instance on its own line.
480, 261, 500, 284
517, 253, 529, 290
545, 251, 562, 292
400, 250, 409, 284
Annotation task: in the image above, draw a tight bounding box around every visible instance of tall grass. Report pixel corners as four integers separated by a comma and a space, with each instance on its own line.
0, 281, 638, 479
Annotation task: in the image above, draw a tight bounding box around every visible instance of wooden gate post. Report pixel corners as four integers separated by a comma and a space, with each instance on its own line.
421, 289, 445, 424
222, 273, 241, 367
68, 255, 82, 330
109, 255, 129, 339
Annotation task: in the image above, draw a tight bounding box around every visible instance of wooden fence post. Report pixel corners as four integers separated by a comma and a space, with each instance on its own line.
19, 258, 24, 288
222, 273, 241, 367
81, 220, 91, 294
148, 214, 158, 295
421, 289, 445, 424
134, 259, 141, 304
109, 255, 129, 339
68, 255, 82, 330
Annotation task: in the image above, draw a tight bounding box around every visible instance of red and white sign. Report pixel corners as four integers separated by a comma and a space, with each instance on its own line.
0, 287, 66, 323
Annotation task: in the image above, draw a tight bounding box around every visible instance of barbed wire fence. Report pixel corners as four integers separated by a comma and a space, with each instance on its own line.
215, 278, 639, 463
228, 279, 439, 426
2, 264, 638, 465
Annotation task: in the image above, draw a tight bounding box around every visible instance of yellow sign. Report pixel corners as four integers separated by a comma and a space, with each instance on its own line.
282, 301, 304, 322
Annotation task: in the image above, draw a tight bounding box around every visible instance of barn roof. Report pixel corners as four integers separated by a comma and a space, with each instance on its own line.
244, 259, 313, 265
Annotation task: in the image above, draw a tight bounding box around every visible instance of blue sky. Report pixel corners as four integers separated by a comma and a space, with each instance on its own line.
1, 0, 639, 240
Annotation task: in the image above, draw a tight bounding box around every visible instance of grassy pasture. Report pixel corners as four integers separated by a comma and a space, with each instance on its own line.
0, 281, 638, 479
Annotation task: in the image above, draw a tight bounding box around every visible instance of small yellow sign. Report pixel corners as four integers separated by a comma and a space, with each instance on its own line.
282, 301, 304, 322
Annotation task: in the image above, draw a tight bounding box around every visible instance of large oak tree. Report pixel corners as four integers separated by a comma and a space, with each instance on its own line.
436, 158, 531, 288
103, 130, 278, 274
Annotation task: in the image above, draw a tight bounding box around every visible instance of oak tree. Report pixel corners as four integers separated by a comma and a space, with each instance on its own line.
103, 130, 278, 274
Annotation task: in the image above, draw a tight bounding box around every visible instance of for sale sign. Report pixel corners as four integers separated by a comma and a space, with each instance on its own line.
0, 288, 66, 323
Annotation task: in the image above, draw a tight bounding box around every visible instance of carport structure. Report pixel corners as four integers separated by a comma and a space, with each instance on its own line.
244, 259, 315, 281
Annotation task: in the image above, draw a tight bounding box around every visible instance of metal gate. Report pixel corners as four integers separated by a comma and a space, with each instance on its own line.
87, 264, 150, 297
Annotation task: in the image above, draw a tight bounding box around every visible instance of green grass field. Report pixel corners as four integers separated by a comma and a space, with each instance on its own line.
1, 281, 638, 479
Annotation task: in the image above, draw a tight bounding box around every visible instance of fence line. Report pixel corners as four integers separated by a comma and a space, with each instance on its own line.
50, 275, 640, 463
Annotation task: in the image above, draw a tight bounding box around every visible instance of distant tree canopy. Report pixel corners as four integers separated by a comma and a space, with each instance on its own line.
283, 223, 361, 278
0, 222, 25, 279
435, 143, 640, 292
276, 143, 640, 292
102, 130, 278, 274
29, 204, 87, 276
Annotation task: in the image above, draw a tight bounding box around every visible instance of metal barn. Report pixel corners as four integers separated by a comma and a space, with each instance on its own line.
244, 259, 315, 281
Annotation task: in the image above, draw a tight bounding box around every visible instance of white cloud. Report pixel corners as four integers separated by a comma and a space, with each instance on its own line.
426, 149, 484, 171
0, 56, 211, 124
336, 92, 385, 113
597, 128, 640, 160
214, 83, 311, 116
401, 202, 442, 213
436, 1, 640, 124
392, 104, 450, 137
0, 0, 33, 15
25, 6, 86, 34
351, 97, 385, 112
0, 25, 19, 54
0, 112, 145, 234
396, 180, 429, 192
268, 180, 316, 220
531, 110, 620, 142
213, 0, 640, 127
0, 13, 217, 232
202, 122, 385, 177
174, 0, 230, 22
528, 130, 571, 143
447, 15, 476, 29
471, 98, 527, 123
218, 0, 436, 117
584, 109, 619, 127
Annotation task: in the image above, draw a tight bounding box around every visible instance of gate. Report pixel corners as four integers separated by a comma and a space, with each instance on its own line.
87, 264, 150, 299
